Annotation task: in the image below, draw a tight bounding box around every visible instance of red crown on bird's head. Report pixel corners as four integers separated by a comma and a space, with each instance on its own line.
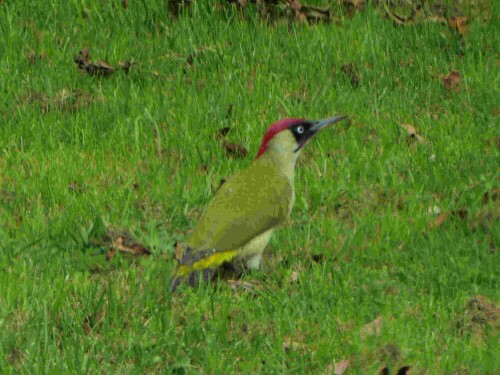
256, 118, 304, 158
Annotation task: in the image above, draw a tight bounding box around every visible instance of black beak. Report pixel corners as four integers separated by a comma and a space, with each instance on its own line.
295, 115, 348, 151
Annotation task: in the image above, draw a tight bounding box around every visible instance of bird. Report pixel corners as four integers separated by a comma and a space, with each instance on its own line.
170, 115, 347, 292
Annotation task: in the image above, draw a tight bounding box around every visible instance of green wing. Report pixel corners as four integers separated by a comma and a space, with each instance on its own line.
170, 160, 293, 291
188, 161, 293, 251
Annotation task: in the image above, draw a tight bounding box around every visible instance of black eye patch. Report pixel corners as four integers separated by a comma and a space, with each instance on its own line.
290, 122, 312, 143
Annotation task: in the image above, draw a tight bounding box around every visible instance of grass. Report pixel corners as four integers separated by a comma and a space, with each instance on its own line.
0, 0, 498, 373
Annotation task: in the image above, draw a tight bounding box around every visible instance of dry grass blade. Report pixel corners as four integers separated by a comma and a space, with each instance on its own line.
223, 140, 248, 158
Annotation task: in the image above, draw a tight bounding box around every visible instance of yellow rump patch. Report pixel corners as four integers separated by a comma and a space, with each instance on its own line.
176, 250, 238, 277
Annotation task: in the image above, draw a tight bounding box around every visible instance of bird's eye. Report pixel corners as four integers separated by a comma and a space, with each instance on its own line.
296, 126, 304, 134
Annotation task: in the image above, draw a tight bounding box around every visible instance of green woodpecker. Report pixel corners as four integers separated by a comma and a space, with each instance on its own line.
170, 115, 347, 291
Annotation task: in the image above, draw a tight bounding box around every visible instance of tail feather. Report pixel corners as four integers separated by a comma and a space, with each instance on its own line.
170, 247, 238, 292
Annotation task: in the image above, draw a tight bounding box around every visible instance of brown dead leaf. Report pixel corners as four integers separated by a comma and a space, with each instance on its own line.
483, 188, 500, 205
90, 228, 151, 259
342, 0, 365, 17
301, 5, 332, 23
430, 212, 449, 228
396, 366, 411, 375
360, 315, 383, 338
334, 358, 351, 375
341, 63, 359, 87
442, 70, 460, 93
378, 366, 390, 375
449, 16, 468, 37
428, 209, 468, 229
223, 140, 248, 158
311, 253, 325, 263
401, 123, 424, 144
216, 127, 231, 140
112, 235, 152, 256
119, 60, 133, 74
122, 0, 128, 9
68, 180, 82, 193
74, 49, 90, 68
105, 248, 116, 260
74, 49, 116, 77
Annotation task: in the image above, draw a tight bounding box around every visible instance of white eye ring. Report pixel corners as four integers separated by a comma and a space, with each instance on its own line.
296, 126, 304, 134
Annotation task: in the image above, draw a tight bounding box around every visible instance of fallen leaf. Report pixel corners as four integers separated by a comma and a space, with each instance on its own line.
68, 180, 83, 193
378, 366, 390, 375
74, 49, 91, 68
342, 0, 365, 17
341, 63, 360, 87
106, 248, 116, 260
186, 53, 195, 66
122, 0, 128, 9
429, 212, 449, 228
396, 366, 411, 375
401, 123, 424, 144
300, 5, 333, 23
311, 253, 325, 263
483, 188, 500, 205
223, 140, 248, 158
74, 49, 116, 77
428, 209, 468, 229
334, 358, 351, 375
290, 271, 299, 282
89, 226, 152, 259
216, 127, 231, 140
449, 16, 468, 37
360, 315, 383, 338
442, 70, 460, 93
119, 60, 133, 74
112, 235, 152, 256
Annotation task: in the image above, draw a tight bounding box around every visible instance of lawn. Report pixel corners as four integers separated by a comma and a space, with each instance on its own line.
0, 0, 498, 373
